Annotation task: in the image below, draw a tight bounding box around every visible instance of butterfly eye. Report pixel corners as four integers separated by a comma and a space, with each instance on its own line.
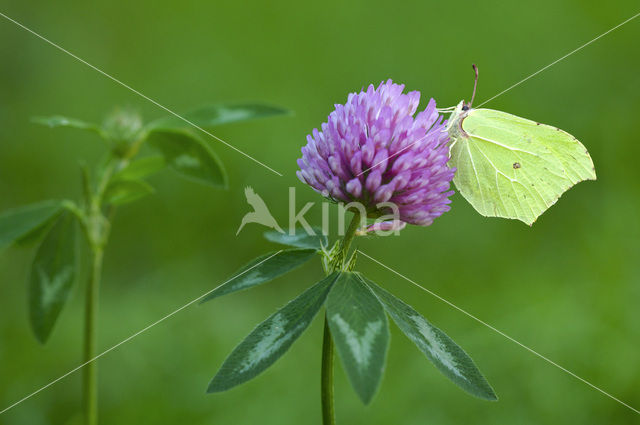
462, 105, 470, 111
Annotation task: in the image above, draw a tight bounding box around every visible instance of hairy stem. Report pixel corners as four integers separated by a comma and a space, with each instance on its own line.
80, 157, 123, 425
83, 246, 103, 425
339, 211, 362, 263
321, 211, 363, 424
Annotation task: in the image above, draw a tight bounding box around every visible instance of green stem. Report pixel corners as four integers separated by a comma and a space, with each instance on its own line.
339, 211, 362, 260
321, 315, 335, 425
80, 157, 122, 425
83, 245, 103, 425
321, 211, 363, 424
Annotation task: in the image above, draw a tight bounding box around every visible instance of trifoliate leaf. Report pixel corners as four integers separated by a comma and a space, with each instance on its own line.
32, 115, 101, 133
201, 249, 317, 303
0, 201, 65, 251
29, 213, 78, 343
148, 103, 289, 130
264, 227, 327, 250
113, 156, 165, 181
146, 129, 227, 188
104, 179, 155, 206
363, 274, 497, 401
208, 272, 339, 392
326, 272, 389, 404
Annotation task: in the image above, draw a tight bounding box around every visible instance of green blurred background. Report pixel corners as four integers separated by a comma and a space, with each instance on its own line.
1, 0, 639, 424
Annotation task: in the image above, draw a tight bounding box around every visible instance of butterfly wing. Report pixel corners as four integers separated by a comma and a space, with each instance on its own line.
449, 108, 596, 225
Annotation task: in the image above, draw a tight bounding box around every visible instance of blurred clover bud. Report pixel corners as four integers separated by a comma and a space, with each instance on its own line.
102, 107, 145, 158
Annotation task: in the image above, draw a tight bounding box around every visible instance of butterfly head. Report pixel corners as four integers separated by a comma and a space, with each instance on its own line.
444, 65, 478, 141
447, 101, 469, 137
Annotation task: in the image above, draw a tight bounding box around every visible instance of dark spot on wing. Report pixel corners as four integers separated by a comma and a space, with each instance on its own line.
513, 162, 521, 169
536, 122, 541, 126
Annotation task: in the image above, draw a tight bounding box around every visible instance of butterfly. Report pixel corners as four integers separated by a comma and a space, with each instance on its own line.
445, 65, 596, 225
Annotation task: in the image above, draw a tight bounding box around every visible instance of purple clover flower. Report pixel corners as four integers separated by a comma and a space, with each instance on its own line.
297, 80, 455, 226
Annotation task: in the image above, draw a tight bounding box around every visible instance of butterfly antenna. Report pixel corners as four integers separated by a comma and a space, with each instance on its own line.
470, 64, 479, 107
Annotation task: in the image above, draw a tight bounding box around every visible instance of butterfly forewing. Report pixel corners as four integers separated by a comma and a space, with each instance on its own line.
449, 107, 596, 225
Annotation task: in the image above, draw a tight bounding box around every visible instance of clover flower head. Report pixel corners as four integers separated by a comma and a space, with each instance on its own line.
297, 80, 455, 226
